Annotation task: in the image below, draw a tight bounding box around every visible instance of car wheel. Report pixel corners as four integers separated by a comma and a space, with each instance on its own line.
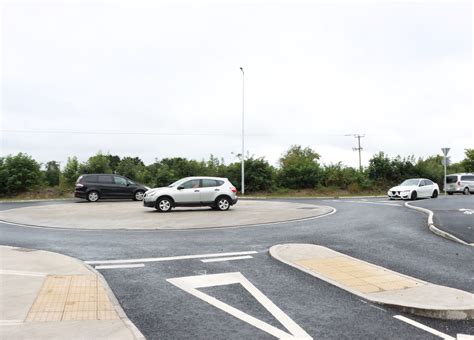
215, 197, 231, 211
410, 191, 417, 200
156, 197, 172, 212
87, 191, 100, 202
134, 190, 145, 201
431, 190, 438, 198
463, 187, 470, 195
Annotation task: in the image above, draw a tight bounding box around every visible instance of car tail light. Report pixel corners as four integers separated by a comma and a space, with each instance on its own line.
457, 181, 461, 186
76, 183, 84, 188
230, 187, 237, 193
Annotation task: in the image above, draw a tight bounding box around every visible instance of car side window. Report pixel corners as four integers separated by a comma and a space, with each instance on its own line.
182, 179, 200, 189
202, 179, 218, 187
83, 175, 98, 183
461, 175, 474, 181
114, 176, 128, 185
98, 175, 114, 184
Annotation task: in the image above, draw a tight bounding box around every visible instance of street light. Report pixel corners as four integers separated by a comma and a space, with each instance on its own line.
240, 67, 245, 195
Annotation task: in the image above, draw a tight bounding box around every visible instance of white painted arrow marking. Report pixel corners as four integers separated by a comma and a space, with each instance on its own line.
459, 209, 473, 215
167, 272, 312, 339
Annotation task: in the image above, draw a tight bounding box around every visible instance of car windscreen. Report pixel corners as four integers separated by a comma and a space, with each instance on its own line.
400, 179, 419, 186
446, 176, 457, 184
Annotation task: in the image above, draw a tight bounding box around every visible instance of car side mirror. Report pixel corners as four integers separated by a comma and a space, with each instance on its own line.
177, 186, 184, 190
419, 183, 423, 187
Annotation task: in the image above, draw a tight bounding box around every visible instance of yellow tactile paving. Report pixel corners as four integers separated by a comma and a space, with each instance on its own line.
296, 256, 424, 294
26, 275, 119, 322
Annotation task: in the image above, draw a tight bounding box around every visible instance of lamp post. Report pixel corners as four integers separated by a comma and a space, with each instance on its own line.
441, 147, 450, 196
240, 67, 245, 195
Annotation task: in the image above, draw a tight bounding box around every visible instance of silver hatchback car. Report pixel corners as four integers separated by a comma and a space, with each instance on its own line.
143, 176, 238, 212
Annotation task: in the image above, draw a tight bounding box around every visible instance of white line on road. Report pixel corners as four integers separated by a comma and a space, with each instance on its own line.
0, 270, 47, 277
85, 250, 259, 265
393, 315, 455, 340
167, 272, 312, 339
201, 255, 253, 263
94, 264, 145, 270
0, 320, 24, 326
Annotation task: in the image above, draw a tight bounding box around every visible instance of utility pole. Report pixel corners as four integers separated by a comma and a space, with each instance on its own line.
240, 67, 245, 195
345, 134, 365, 171
441, 147, 450, 196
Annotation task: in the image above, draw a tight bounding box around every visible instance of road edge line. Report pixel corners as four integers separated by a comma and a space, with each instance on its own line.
404, 201, 471, 247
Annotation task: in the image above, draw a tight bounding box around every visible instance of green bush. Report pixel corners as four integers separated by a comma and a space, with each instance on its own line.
278, 145, 322, 189
0, 153, 43, 194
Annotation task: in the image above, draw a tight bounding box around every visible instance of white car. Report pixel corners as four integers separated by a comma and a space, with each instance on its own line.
143, 176, 238, 212
387, 178, 439, 200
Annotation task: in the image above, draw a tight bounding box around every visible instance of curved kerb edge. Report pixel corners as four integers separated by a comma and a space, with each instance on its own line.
404, 201, 471, 247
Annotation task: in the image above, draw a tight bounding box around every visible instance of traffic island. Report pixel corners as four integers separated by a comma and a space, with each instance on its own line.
270, 244, 474, 320
0, 246, 144, 339
0, 200, 334, 230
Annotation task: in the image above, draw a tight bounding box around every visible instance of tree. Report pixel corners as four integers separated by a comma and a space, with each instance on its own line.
61, 156, 81, 190
225, 157, 275, 192
278, 145, 322, 189
116, 157, 145, 180
106, 155, 121, 172
0, 153, 42, 194
44, 161, 61, 186
83, 152, 112, 174
461, 149, 474, 172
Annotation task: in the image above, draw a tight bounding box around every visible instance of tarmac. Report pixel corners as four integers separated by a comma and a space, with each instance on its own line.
0, 200, 334, 230
270, 244, 474, 320
0, 246, 144, 340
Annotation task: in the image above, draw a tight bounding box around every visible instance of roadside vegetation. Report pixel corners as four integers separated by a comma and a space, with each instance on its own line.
0, 146, 472, 200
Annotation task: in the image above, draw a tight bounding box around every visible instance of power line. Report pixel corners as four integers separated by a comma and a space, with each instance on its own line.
1, 129, 355, 137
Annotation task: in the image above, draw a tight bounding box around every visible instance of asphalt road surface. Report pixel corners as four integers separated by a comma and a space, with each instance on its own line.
0, 198, 473, 339
410, 195, 474, 244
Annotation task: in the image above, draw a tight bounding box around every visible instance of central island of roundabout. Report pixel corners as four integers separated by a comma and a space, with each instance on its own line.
0, 200, 334, 230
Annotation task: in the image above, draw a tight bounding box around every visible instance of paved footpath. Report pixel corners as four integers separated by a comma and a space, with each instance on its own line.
0, 246, 143, 339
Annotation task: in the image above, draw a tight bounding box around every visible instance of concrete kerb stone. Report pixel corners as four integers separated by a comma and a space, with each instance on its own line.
84, 263, 146, 340
404, 201, 472, 246
269, 244, 474, 320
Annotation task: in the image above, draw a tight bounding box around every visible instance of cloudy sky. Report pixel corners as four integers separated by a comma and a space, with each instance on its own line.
1, 1, 472, 168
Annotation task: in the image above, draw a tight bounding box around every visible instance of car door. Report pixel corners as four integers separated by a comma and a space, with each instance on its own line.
421, 180, 433, 197
97, 175, 116, 197
173, 179, 201, 203
200, 179, 221, 203
113, 175, 131, 198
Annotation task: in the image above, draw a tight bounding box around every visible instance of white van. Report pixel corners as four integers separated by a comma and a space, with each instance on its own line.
445, 173, 474, 195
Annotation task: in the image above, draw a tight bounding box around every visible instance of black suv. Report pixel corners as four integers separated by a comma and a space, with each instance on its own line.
75, 174, 149, 202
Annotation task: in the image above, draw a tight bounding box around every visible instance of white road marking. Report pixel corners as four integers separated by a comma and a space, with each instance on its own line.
0, 270, 46, 277
94, 263, 145, 270
0, 320, 24, 326
201, 255, 253, 263
459, 209, 474, 215
323, 200, 400, 207
168, 272, 312, 339
85, 250, 258, 265
394, 315, 455, 340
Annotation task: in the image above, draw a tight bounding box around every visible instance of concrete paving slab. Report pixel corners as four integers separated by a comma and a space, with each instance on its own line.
270, 244, 474, 320
0, 246, 143, 339
0, 200, 334, 230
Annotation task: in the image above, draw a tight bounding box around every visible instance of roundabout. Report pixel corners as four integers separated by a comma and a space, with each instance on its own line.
0, 200, 334, 230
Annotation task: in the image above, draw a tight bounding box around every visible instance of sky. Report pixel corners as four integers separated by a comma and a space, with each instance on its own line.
1, 0, 472, 169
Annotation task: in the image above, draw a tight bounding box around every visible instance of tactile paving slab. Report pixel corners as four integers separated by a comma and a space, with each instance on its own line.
26, 275, 119, 322
295, 256, 424, 294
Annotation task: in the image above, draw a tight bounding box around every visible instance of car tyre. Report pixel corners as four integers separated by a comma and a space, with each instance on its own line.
134, 190, 145, 201
410, 191, 417, 201
431, 190, 438, 198
215, 196, 231, 211
156, 197, 173, 212
463, 187, 470, 195
87, 191, 100, 202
